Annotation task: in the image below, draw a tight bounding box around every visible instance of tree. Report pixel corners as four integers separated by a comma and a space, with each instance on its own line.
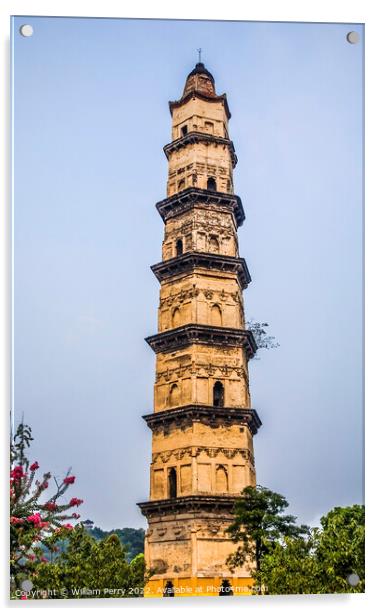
241, 503, 365, 595
260, 532, 322, 594
10, 422, 83, 593
225, 485, 309, 593
247, 321, 279, 360
32, 525, 149, 598
316, 505, 365, 593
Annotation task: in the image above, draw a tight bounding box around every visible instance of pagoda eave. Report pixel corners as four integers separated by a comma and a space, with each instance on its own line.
169, 91, 231, 119
145, 324, 257, 358
155, 187, 245, 227
142, 404, 262, 436
137, 494, 238, 517
163, 132, 238, 167
151, 252, 251, 289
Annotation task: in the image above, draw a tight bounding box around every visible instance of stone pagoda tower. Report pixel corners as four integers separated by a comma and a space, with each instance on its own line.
138, 62, 261, 598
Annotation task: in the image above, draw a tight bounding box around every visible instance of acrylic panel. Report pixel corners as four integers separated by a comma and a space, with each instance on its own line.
11, 16, 364, 600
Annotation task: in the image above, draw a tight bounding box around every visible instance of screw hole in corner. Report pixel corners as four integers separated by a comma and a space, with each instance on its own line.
346, 31, 359, 44
19, 24, 34, 37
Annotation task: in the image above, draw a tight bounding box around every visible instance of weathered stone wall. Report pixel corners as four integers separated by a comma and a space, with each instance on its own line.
149, 442, 255, 500
171, 98, 229, 141
166, 142, 234, 196
162, 207, 238, 260
145, 512, 251, 580
158, 274, 244, 331
154, 344, 250, 411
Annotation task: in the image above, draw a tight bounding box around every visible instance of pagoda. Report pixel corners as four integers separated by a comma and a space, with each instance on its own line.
138, 62, 261, 598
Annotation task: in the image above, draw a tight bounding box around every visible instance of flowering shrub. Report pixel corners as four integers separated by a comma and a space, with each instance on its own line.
10, 422, 83, 592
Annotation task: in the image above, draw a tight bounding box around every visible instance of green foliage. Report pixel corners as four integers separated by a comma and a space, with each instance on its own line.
247, 321, 279, 359
226, 486, 365, 595
316, 505, 365, 593
260, 532, 322, 594
32, 525, 149, 598
89, 526, 145, 561
226, 485, 308, 591
260, 506, 365, 595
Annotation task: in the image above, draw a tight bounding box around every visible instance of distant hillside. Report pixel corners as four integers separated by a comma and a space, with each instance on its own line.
39, 526, 145, 562
88, 527, 145, 561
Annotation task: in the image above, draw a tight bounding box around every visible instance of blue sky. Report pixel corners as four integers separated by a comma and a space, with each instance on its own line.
12, 16, 363, 529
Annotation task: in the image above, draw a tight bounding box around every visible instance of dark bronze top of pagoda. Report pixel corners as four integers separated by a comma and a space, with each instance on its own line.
142, 404, 262, 436
185, 62, 216, 89
169, 63, 231, 119
156, 187, 245, 227
151, 251, 251, 289
163, 132, 238, 168
145, 324, 257, 358
137, 494, 238, 517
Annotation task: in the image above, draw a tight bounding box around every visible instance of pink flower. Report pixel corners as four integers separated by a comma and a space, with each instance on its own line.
69, 497, 83, 507
41, 481, 49, 489
72, 513, 81, 519
11, 466, 25, 480
10, 516, 24, 525
44, 502, 58, 511
63, 476, 75, 485
27, 513, 42, 527
30, 461, 39, 471
63, 524, 73, 530
40, 556, 48, 563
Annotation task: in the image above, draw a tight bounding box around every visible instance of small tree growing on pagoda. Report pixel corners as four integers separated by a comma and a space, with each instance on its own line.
10, 422, 83, 594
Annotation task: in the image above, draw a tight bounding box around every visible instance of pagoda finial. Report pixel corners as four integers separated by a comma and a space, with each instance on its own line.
197, 48, 202, 63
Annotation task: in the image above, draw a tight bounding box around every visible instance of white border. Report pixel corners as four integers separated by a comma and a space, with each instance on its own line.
1, 1, 379, 614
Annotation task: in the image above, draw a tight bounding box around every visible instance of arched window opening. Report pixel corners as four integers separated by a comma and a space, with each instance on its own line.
181, 125, 188, 137
211, 304, 222, 327
168, 468, 177, 499
209, 236, 219, 253
219, 580, 233, 596
216, 465, 228, 493
205, 121, 214, 134
163, 581, 175, 597
213, 381, 224, 408
178, 179, 185, 191
176, 239, 183, 256
226, 179, 231, 193
169, 383, 179, 407
207, 176, 217, 191
172, 307, 181, 328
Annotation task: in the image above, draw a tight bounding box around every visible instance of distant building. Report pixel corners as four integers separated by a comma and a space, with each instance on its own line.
138, 62, 261, 598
